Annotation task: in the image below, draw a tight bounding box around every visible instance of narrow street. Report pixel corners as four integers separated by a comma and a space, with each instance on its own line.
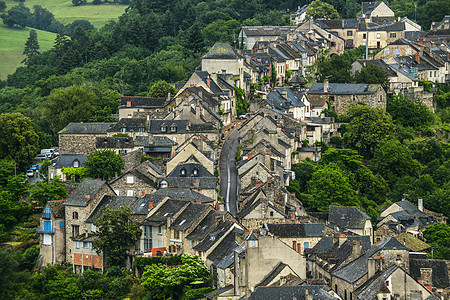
219, 129, 240, 215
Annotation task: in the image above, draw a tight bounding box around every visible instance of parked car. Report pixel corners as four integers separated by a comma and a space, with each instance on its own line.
41, 148, 57, 158
26, 170, 34, 177
30, 164, 39, 170
238, 114, 248, 119
34, 154, 49, 161
221, 133, 225, 140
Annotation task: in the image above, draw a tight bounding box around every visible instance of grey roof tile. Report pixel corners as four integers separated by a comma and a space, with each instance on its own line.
59, 123, 114, 135
64, 179, 106, 207
266, 223, 325, 238
328, 206, 371, 230
53, 155, 87, 168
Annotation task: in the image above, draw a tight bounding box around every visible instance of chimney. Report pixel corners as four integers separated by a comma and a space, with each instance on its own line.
420, 268, 433, 291
368, 257, 378, 279
167, 91, 171, 101
85, 195, 90, 202
324, 79, 329, 93
290, 212, 296, 220
126, 101, 131, 107
207, 75, 211, 88
148, 201, 153, 210
264, 154, 271, 169
339, 234, 347, 246
281, 89, 288, 99
418, 198, 424, 212
352, 240, 362, 257
415, 53, 420, 63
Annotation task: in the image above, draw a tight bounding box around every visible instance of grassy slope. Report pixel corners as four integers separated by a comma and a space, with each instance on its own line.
0, 25, 57, 80
0, 0, 126, 80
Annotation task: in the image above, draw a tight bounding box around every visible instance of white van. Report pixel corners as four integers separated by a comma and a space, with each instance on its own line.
41, 149, 57, 158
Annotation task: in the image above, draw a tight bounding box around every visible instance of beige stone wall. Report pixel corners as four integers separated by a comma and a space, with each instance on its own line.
167, 144, 214, 175
356, 30, 388, 49
39, 216, 65, 267
240, 164, 273, 190
60, 134, 104, 155
388, 267, 433, 299
375, 44, 416, 60
245, 235, 306, 289
278, 236, 324, 253
242, 217, 293, 231
109, 173, 155, 197
201, 58, 242, 76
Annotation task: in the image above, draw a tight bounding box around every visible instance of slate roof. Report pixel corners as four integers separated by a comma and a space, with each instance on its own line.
46, 200, 66, 218
288, 74, 307, 85
170, 203, 210, 231
315, 19, 359, 29
276, 87, 306, 107
328, 206, 371, 230
306, 236, 372, 256
308, 83, 380, 95
59, 123, 114, 135
332, 238, 409, 284
354, 59, 397, 77
131, 194, 167, 215
119, 96, 168, 108
207, 230, 240, 265
86, 195, 137, 223
266, 223, 325, 238
144, 199, 187, 226
395, 200, 429, 218
186, 210, 218, 241
193, 221, 235, 252
203, 43, 238, 59
96, 137, 134, 149
249, 286, 337, 300
361, 1, 391, 15
53, 155, 87, 168
148, 120, 188, 134
410, 259, 450, 289
189, 123, 218, 133
168, 163, 213, 178
194, 71, 223, 94
255, 262, 290, 287
152, 188, 214, 203
353, 264, 398, 299
64, 180, 106, 207
242, 26, 297, 37
237, 199, 287, 220
107, 118, 147, 133
161, 177, 217, 189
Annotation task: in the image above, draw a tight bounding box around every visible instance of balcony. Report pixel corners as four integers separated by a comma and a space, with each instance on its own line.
37, 226, 55, 234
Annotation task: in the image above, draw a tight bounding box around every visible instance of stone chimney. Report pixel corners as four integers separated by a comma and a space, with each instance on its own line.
148, 201, 153, 211
420, 268, 433, 291
207, 75, 211, 88
368, 257, 382, 279
339, 234, 347, 246
324, 79, 329, 93
352, 240, 362, 257
264, 154, 271, 169
415, 53, 420, 63
281, 89, 288, 99
418, 198, 423, 212
167, 91, 171, 101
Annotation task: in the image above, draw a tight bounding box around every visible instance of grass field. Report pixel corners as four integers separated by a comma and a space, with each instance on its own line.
0, 0, 126, 80
0, 24, 57, 80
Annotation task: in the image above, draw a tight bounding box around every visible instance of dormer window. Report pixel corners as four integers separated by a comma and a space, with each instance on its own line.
73, 159, 79, 168
160, 125, 167, 132
193, 168, 199, 176
180, 168, 187, 177
160, 181, 168, 188
139, 127, 144, 133
170, 125, 177, 132
121, 128, 126, 133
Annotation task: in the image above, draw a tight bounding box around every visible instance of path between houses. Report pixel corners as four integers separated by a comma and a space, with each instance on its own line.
219, 129, 240, 215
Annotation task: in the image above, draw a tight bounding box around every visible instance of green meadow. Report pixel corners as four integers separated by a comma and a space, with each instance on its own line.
0, 0, 127, 79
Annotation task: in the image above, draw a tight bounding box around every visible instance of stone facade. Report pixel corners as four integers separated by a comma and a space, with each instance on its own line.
239, 163, 274, 191
109, 172, 156, 197
60, 134, 105, 156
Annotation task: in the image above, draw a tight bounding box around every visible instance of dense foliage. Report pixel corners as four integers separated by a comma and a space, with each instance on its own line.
85, 149, 125, 180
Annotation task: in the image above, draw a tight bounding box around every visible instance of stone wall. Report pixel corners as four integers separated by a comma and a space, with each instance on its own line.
60, 134, 105, 155
39, 216, 65, 268
240, 164, 273, 191
109, 173, 155, 197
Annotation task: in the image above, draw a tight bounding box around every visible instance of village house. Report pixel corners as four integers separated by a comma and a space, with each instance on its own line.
118, 96, 175, 120
307, 80, 386, 115
315, 19, 359, 50
328, 206, 373, 243
59, 123, 114, 156
239, 26, 297, 50
48, 155, 87, 181
296, 20, 346, 55
361, 1, 395, 23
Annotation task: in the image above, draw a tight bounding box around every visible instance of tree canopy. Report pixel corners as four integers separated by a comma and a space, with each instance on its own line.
147, 80, 177, 97
354, 63, 389, 92
84, 149, 124, 180
306, 0, 340, 19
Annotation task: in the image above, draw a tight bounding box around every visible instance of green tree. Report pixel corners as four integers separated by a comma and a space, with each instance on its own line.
147, 80, 177, 97
316, 55, 352, 83
372, 139, 422, 185
22, 29, 40, 65
386, 93, 434, 129
0, 1, 6, 12
423, 223, 450, 260
93, 207, 142, 267
343, 104, 396, 158
307, 163, 358, 211
306, 0, 340, 19
141, 254, 210, 299
1, 5, 31, 28
29, 178, 67, 206
72, 0, 87, 6
354, 63, 389, 92
84, 149, 124, 180
0, 113, 39, 171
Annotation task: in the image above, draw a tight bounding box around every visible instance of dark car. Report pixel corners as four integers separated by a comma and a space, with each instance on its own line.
221, 133, 225, 140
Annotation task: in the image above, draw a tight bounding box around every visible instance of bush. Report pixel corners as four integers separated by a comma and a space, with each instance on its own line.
185, 287, 215, 299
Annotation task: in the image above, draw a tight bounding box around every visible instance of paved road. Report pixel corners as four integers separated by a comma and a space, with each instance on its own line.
219, 130, 240, 215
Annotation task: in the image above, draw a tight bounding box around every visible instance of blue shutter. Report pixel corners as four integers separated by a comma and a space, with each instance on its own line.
304, 242, 309, 249
44, 221, 51, 232
45, 208, 50, 218
60, 221, 63, 229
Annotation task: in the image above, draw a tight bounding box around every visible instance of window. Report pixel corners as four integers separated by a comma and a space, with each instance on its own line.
385, 49, 389, 55
76, 241, 80, 249
160, 125, 167, 132
304, 242, 309, 249
331, 42, 336, 47
390, 32, 396, 38
60, 221, 63, 229
73, 212, 78, 219
72, 225, 79, 237
170, 125, 177, 132
270, 211, 274, 217
352, 95, 356, 101
43, 234, 51, 245
172, 137, 177, 143
363, 33, 367, 39
126, 175, 134, 184
160, 181, 168, 188
406, 49, 411, 55
180, 168, 187, 176
396, 254, 401, 260
158, 226, 163, 234
347, 30, 353, 36
127, 189, 134, 197
174, 230, 180, 240
92, 224, 96, 232
45, 207, 50, 218
139, 127, 144, 133
193, 169, 199, 176
144, 225, 152, 251
121, 127, 126, 133
190, 240, 197, 249
395, 49, 399, 56
44, 221, 51, 232
377, 33, 380, 39
73, 159, 79, 168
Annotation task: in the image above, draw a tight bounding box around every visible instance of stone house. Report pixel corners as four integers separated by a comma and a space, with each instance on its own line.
248, 285, 340, 300
118, 96, 175, 120
158, 162, 217, 199
239, 161, 276, 192
63, 180, 116, 265
148, 119, 189, 146
109, 168, 157, 197
106, 118, 148, 139
95, 136, 139, 155
307, 80, 386, 115
328, 206, 373, 243
184, 210, 220, 255
38, 200, 66, 269
410, 258, 450, 299
48, 155, 87, 181
296, 20, 346, 55
315, 19, 359, 50
330, 237, 410, 298
241, 144, 285, 171
265, 223, 326, 254
361, 2, 395, 23
290, 4, 309, 26
380, 200, 436, 227
59, 123, 114, 156
353, 264, 435, 300
166, 142, 214, 175
237, 199, 290, 230
239, 26, 297, 51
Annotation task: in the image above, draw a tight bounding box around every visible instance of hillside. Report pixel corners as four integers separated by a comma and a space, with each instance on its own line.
0, 24, 57, 80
